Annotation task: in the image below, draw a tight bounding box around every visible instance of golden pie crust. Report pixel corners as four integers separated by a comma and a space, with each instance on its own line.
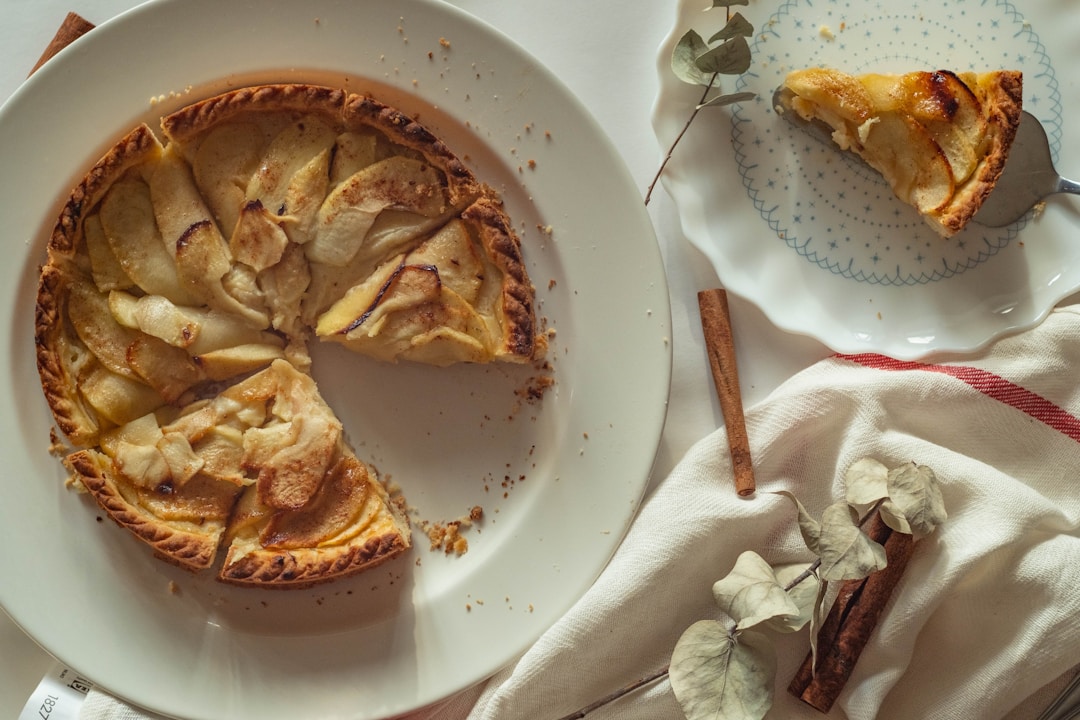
35, 84, 542, 588
777, 68, 1023, 237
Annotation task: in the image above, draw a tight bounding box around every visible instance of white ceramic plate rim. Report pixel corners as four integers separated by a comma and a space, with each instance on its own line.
653, 0, 1080, 360
0, 1, 672, 718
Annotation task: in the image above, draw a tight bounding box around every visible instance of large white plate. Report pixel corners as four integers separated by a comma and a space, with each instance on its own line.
655, 0, 1080, 359
0, 1, 671, 718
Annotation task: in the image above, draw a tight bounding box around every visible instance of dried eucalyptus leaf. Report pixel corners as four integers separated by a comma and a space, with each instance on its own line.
699, 91, 757, 110
845, 457, 890, 506
817, 501, 888, 581
670, 617, 776, 720
672, 30, 715, 86
708, 12, 754, 42
774, 491, 821, 554
713, 551, 801, 631
764, 563, 821, 633
887, 462, 947, 536
695, 34, 752, 76
880, 498, 912, 534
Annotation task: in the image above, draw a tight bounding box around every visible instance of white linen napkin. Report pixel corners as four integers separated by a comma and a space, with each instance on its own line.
82, 305, 1080, 720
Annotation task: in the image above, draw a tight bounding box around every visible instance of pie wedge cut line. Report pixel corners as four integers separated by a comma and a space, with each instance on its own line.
35, 84, 544, 589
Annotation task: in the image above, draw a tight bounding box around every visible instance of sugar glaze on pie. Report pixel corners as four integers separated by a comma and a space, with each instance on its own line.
35, 84, 544, 588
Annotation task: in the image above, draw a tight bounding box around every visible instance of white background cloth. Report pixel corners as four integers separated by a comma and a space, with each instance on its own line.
3, 1, 1078, 719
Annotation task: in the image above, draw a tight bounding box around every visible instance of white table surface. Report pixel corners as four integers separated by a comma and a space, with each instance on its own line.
0, 0, 831, 716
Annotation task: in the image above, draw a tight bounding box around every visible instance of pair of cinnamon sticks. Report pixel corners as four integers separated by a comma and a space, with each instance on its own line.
789, 513, 916, 712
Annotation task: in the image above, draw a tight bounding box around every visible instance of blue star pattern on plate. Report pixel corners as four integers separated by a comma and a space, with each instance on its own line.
731, 0, 1061, 287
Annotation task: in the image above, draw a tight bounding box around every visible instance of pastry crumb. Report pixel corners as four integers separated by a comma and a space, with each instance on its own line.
415, 505, 484, 555
515, 365, 555, 406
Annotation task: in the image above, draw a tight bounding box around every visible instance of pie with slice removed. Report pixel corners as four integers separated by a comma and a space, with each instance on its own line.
35, 84, 543, 588
776, 68, 1022, 237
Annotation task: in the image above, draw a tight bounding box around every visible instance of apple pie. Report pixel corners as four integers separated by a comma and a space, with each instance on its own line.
35, 84, 542, 588
776, 68, 1023, 237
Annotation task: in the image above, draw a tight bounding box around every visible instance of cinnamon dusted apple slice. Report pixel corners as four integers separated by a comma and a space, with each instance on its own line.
190, 121, 266, 234
220, 451, 409, 588
83, 214, 134, 293
66, 279, 144, 381
244, 115, 338, 228
259, 455, 373, 549
319, 258, 493, 365
66, 281, 200, 409
229, 199, 290, 272
107, 290, 283, 354
189, 426, 247, 486
99, 413, 203, 491
306, 155, 462, 267
150, 145, 269, 326
125, 334, 204, 404
250, 368, 342, 511
777, 67, 1022, 236
329, 131, 378, 184
98, 178, 199, 306
302, 207, 458, 323
318, 210, 506, 363
80, 364, 166, 427
194, 343, 286, 381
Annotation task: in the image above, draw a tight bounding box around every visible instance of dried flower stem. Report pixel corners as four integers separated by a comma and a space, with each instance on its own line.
557, 560, 819, 718
558, 500, 892, 717
553, 665, 672, 720
644, 73, 718, 206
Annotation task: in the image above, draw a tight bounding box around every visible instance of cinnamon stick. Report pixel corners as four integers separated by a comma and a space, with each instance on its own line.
29, 12, 95, 77
697, 289, 755, 496
788, 513, 916, 712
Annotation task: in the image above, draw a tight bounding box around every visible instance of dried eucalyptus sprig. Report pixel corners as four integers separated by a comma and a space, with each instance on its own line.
557, 458, 946, 720
644, 1, 756, 205
668, 459, 946, 720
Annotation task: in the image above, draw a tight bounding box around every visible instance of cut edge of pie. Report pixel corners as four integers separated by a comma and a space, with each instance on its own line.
777, 68, 1023, 237
35, 84, 544, 588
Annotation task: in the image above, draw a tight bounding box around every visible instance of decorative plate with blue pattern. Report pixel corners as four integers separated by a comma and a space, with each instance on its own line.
655, 0, 1080, 358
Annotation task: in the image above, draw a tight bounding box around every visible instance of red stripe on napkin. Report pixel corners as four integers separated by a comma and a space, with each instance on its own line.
838, 353, 1080, 442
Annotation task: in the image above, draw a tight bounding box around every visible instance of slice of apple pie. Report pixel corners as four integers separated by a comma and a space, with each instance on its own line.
35, 84, 542, 588
775, 68, 1022, 237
